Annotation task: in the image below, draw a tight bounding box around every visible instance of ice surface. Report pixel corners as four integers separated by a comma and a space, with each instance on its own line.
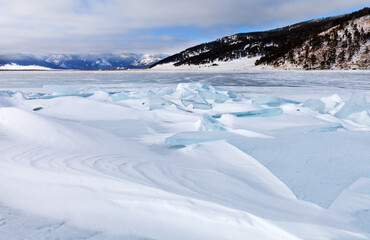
213, 108, 283, 118
302, 98, 326, 113
165, 131, 232, 145
43, 85, 97, 97
43, 85, 83, 95
311, 123, 344, 132
330, 177, 370, 233
334, 92, 370, 125
0, 71, 369, 240
252, 95, 300, 107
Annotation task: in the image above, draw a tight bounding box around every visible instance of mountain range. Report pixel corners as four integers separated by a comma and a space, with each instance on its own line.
151, 7, 369, 70
0, 53, 167, 70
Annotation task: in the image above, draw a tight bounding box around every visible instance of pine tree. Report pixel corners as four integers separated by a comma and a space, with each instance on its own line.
310, 54, 317, 67
338, 50, 345, 61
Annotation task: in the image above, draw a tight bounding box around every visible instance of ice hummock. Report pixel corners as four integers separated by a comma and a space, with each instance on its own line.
334, 92, 370, 125
320, 93, 343, 112
175, 82, 237, 110
302, 98, 326, 113
147, 90, 174, 110
110, 91, 132, 101
0, 91, 14, 107
181, 94, 212, 110
0, 90, 14, 97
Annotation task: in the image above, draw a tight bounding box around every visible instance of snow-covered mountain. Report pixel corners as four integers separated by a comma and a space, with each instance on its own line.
0, 53, 167, 70
0, 63, 53, 71
151, 7, 369, 70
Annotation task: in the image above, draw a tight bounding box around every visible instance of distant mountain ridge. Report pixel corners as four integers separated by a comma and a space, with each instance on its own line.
0, 53, 167, 70
151, 7, 369, 70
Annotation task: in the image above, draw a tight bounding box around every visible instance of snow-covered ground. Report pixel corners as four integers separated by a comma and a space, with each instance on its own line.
151, 56, 271, 71
0, 63, 53, 71
0, 71, 369, 240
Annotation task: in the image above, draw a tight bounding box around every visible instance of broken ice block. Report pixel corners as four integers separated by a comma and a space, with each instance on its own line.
0, 90, 13, 97
193, 102, 212, 110
175, 82, 235, 107
156, 87, 175, 96
320, 94, 343, 112
147, 90, 173, 110
334, 92, 370, 125
214, 92, 230, 103
110, 92, 132, 101
181, 94, 212, 110
227, 91, 237, 99
0, 97, 12, 107
199, 114, 227, 131
302, 99, 326, 113
252, 95, 300, 107
175, 83, 197, 98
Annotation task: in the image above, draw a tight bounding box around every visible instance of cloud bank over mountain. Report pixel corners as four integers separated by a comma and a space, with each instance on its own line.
0, 0, 368, 54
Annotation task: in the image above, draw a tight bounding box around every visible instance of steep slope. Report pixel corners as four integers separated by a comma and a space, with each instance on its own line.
151, 7, 369, 70
261, 15, 369, 69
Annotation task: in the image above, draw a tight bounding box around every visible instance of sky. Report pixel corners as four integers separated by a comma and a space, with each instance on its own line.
0, 0, 368, 55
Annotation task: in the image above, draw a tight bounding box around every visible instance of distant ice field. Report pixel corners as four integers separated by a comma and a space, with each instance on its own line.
1, 70, 370, 90
0, 70, 369, 240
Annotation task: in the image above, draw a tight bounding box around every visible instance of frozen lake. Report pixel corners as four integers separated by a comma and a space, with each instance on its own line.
1, 70, 370, 89
0, 70, 369, 240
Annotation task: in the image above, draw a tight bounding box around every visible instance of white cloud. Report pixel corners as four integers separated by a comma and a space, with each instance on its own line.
0, 0, 367, 54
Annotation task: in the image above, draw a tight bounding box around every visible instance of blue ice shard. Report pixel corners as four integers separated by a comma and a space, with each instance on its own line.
302, 99, 326, 113
147, 90, 173, 110
334, 92, 370, 125
199, 114, 227, 131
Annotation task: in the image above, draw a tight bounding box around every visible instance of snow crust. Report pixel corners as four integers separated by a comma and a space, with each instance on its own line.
0, 71, 369, 239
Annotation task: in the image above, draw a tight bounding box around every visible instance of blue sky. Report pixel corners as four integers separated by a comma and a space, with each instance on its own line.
0, 0, 368, 55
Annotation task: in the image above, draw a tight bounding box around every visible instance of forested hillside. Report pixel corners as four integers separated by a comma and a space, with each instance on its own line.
151, 7, 369, 70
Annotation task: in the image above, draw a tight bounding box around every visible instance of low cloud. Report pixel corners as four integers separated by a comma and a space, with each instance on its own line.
0, 0, 367, 54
